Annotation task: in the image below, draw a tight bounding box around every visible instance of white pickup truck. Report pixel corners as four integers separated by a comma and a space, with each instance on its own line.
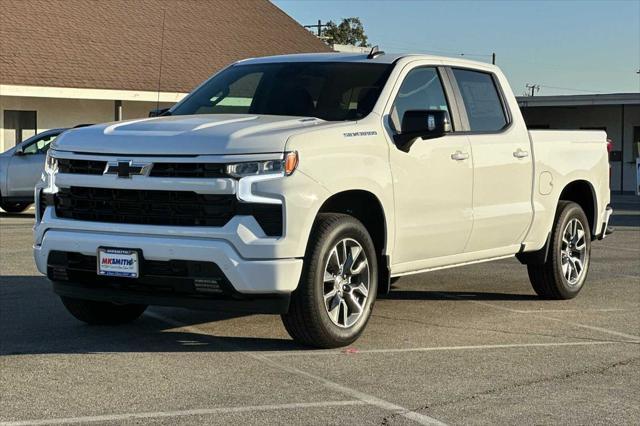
35, 52, 612, 348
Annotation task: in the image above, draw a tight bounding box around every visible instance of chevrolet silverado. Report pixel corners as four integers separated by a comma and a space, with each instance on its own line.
35, 52, 612, 348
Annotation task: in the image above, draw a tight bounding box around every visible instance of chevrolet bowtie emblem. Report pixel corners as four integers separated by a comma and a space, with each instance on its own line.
104, 161, 152, 178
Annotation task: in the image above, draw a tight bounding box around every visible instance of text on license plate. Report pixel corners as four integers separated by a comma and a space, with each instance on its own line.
97, 248, 139, 278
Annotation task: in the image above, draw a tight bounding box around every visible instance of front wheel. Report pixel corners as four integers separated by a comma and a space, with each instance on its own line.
60, 296, 147, 325
282, 213, 378, 348
527, 201, 591, 299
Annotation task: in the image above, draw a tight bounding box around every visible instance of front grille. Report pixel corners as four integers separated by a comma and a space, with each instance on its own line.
55, 187, 236, 227
58, 159, 106, 175
57, 159, 226, 178
149, 163, 226, 178
54, 187, 283, 235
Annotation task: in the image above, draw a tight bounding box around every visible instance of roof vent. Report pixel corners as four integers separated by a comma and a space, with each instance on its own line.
367, 45, 385, 59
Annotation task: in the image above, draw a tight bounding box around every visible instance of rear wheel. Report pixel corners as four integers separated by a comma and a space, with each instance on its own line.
60, 296, 147, 325
527, 201, 591, 299
0, 201, 31, 213
282, 214, 378, 348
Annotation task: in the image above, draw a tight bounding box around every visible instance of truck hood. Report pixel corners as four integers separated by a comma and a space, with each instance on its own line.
52, 114, 328, 156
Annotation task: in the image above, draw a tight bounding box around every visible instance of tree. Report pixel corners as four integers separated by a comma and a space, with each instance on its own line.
321, 17, 370, 47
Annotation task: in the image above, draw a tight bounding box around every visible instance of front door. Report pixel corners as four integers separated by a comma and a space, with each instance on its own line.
387, 66, 473, 268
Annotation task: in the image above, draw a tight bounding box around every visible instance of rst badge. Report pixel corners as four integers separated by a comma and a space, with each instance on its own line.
97, 248, 139, 278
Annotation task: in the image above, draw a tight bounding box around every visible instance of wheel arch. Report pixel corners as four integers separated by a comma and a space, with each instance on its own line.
315, 189, 392, 294
557, 179, 597, 236
518, 179, 597, 266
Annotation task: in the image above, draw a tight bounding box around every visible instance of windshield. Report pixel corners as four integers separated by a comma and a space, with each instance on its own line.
171, 62, 393, 121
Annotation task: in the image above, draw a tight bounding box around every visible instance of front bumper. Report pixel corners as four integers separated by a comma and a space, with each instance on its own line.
34, 229, 303, 295
33, 151, 331, 311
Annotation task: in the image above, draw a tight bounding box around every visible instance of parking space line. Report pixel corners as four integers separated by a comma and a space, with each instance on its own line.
433, 292, 640, 341
516, 309, 628, 313
538, 316, 640, 341
260, 340, 635, 357
0, 400, 368, 426
145, 312, 447, 426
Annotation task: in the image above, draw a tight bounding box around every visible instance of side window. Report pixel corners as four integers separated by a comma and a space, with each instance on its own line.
452, 69, 508, 132
22, 134, 57, 155
392, 67, 450, 131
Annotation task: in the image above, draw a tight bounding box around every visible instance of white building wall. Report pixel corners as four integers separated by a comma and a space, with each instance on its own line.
0, 96, 174, 152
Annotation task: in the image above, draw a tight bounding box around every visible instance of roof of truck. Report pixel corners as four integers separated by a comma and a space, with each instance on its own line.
238, 52, 491, 68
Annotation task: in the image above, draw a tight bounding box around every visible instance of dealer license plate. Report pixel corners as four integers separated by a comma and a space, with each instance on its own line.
97, 248, 139, 278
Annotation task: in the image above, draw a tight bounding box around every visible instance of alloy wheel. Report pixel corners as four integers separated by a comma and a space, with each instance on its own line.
560, 218, 588, 286
323, 238, 370, 328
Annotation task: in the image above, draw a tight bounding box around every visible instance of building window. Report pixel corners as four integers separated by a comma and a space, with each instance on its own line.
3, 110, 37, 147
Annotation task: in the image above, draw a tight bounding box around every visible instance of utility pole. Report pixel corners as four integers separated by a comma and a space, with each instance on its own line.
304, 19, 329, 37
525, 84, 540, 96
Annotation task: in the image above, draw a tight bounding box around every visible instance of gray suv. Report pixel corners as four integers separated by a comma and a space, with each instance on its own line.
0, 128, 65, 213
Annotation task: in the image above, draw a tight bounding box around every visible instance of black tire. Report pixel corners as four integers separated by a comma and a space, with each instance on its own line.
0, 201, 31, 213
60, 296, 147, 325
527, 201, 591, 300
282, 213, 378, 348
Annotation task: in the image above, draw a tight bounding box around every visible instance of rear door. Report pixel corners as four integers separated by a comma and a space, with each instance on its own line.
6, 132, 59, 197
448, 68, 533, 252
386, 65, 473, 267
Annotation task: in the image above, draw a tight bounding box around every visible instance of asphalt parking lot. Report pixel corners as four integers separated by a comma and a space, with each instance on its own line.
1, 198, 639, 425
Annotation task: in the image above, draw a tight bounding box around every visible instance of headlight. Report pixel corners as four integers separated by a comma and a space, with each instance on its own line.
226, 152, 298, 178
44, 152, 58, 174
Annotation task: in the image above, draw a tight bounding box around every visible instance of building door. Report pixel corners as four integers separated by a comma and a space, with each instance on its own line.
3, 110, 37, 148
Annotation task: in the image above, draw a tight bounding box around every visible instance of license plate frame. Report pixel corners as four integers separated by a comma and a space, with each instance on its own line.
97, 247, 140, 278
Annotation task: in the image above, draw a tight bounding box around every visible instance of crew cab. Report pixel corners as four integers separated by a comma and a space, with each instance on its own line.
34, 52, 612, 348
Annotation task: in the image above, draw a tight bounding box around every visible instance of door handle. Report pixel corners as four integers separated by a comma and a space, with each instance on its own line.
451, 151, 469, 161
513, 149, 529, 159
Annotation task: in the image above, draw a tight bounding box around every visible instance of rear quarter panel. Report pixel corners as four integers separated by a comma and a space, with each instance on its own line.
524, 130, 610, 250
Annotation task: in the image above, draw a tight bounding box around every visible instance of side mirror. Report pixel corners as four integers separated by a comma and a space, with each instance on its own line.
14, 145, 25, 156
394, 110, 448, 152
149, 107, 170, 117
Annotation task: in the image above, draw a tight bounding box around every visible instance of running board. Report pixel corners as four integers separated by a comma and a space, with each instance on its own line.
390, 255, 515, 278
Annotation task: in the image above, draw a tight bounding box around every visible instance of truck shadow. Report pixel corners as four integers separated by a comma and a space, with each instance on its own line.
0, 211, 35, 219
1, 275, 539, 357
379, 290, 539, 301
0, 275, 304, 356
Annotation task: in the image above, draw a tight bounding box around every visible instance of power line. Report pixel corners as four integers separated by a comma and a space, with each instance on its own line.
380, 39, 493, 57
382, 45, 494, 62
538, 84, 604, 94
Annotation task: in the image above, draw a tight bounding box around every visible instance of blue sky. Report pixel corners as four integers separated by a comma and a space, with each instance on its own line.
273, 0, 640, 96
